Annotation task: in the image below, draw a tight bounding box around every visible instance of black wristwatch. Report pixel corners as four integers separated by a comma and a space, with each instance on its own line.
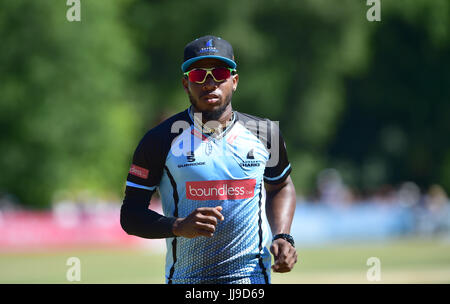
272, 233, 295, 247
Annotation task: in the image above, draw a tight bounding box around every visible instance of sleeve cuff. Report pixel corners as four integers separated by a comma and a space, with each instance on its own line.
264, 164, 292, 184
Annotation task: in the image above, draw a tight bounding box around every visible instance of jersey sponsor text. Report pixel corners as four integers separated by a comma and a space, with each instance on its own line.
186, 179, 256, 200
129, 164, 149, 179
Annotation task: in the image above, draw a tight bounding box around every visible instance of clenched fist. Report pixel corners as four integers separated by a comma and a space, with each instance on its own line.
270, 238, 298, 273
172, 206, 224, 238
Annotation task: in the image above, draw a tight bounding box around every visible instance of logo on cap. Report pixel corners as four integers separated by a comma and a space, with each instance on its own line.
199, 38, 218, 54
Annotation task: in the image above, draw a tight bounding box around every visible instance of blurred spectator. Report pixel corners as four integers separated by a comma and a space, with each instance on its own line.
415, 185, 450, 236
396, 182, 422, 208
426, 185, 449, 213
316, 168, 354, 207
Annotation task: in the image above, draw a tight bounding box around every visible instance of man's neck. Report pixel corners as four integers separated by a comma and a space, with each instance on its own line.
191, 105, 233, 128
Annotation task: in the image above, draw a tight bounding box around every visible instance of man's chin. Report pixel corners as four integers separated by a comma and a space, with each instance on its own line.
191, 104, 226, 121
201, 107, 226, 121
189, 94, 232, 121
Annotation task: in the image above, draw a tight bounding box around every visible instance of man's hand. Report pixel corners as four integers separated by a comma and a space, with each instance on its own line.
172, 206, 224, 238
270, 238, 298, 273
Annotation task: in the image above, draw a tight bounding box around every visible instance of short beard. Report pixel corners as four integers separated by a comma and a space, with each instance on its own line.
188, 93, 232, 121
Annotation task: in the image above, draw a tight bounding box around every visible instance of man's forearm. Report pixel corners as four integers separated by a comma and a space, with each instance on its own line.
265, 177, 297, 235
120, 187, 177, 239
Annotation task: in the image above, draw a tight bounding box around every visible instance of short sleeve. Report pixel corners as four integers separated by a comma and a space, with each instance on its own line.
126, 131, 166, 192
263, 122, 292, 184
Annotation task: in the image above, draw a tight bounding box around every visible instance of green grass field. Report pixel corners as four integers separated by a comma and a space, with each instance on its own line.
1, 237, 449, 283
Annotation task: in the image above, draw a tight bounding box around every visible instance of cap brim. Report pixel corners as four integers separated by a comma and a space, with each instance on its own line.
181, 56, 237, 72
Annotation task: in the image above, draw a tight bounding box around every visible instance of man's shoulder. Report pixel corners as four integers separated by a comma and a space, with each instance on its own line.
234, 110, 281, 135
235, 111, 272, 124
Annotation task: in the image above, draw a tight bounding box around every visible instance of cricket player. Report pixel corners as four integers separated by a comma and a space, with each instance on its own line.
121, 35, 297, 284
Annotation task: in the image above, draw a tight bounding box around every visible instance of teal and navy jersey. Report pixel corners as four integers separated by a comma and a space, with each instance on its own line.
125, 107, 291, 284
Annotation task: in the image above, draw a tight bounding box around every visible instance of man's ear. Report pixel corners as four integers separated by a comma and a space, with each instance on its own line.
232, 74, 239, 92
182, 77, 189, 94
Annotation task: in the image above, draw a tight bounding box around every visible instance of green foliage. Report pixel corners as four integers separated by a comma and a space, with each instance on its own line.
0, 0, 449, 207
328, 0, 450, 193
0, 0, 139, 207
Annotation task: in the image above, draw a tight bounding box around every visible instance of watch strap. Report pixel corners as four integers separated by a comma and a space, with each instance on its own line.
272, 233, 295, 247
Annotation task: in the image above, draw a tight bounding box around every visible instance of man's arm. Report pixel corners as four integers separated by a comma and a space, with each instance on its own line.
265, 175, 298, 273
120, 186, 177, 238
121, 186, 224, 239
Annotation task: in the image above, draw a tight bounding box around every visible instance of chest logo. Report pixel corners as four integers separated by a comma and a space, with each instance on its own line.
246, 149, 255, 159
187, 151, 196, 162
241, 149, 262, 168
178, 151, 206, 168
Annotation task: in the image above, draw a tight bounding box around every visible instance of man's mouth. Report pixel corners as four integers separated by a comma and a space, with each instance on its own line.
202, 93, 220, 104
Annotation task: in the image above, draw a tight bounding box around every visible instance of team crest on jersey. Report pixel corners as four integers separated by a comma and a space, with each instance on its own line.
205, 142, 213, 155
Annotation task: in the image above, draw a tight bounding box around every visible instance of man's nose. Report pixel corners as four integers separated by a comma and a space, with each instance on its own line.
202, 74, 218, 89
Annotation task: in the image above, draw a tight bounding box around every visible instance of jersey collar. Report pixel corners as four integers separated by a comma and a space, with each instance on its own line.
187, 106, 236, 140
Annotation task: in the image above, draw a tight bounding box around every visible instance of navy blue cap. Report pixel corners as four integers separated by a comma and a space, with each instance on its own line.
181, 35, 237, 72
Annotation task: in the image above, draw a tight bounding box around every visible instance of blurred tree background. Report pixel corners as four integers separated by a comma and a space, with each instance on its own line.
0, 0, 449, 208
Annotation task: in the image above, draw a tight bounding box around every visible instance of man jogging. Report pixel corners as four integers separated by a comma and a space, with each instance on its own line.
120, 35, 297, 284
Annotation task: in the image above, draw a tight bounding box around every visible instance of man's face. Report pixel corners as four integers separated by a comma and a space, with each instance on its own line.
182, 58, 239, 121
